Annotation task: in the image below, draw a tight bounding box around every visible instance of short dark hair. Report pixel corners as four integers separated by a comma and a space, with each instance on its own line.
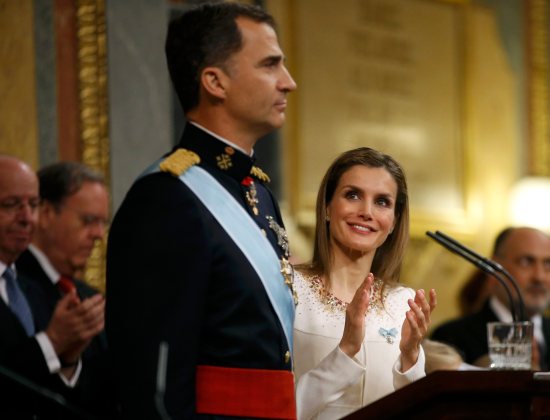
38, 161, 104, 209
165, 2, 276, 114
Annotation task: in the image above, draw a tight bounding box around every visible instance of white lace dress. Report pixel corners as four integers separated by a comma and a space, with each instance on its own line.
293, 270, 426, 420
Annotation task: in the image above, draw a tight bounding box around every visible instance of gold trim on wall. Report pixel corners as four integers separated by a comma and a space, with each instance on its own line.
76, 0, 110, 292
527, 0, 550, 176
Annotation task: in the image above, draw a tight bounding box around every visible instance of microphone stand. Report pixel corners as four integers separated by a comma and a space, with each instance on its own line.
433, 230, 526, 321
0, 363, 97, 420
426, 231, 523, 322
155, 341, 172, 420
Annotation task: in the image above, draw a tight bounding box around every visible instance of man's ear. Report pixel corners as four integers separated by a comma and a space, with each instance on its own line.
201, 66, 228, 99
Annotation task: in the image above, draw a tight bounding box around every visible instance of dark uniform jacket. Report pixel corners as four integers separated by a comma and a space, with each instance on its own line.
431, 299, 550, 369
16, 249, 118, 419
106, 123, 293, 419
0, 270, 71, 419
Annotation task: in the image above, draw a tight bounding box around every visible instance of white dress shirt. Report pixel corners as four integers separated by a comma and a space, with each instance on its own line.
490, 295, 546, 359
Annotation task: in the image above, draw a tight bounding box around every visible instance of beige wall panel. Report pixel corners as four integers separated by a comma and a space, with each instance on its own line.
405, 5, 521, 326
0, 0, 38, 169
273, 0, 523, 326
291, 0, 466, 230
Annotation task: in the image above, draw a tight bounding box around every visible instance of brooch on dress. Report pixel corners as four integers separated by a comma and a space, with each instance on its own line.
378, 327, 398, 344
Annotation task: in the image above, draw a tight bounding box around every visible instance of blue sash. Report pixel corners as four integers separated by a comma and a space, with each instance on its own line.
142, 162, 295, 355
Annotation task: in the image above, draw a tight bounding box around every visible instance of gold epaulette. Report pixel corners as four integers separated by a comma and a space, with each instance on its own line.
159, 149, 200, 177
250, 166, 270, 183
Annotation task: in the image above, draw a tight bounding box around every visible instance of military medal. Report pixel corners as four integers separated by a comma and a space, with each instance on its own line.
241, 176, 259, 215
265, 216, 296, 304
280, 257, 298, 305
266, 215, 289, 258
216, 153, 233, 170
216, 147, 235, 170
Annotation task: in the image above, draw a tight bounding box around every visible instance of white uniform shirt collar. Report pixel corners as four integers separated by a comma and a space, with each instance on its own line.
28, 244, 60, 285
189, 121, 254, 157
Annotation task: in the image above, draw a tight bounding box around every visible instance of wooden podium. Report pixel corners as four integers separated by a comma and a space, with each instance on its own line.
343, 371, 550, 419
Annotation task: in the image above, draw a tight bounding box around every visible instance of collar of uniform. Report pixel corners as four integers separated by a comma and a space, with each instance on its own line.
177, 123, 255, 182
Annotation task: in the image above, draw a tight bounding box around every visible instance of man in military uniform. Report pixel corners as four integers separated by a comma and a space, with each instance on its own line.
106, 3, 297, 419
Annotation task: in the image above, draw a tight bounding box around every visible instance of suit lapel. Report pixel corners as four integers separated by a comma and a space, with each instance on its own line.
16, 250, 54, 290
16, 251, 60, 332
0, 294, 32, 338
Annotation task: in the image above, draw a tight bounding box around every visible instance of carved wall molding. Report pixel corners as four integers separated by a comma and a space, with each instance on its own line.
76, 0, 109, 291
527, 0, 550, 176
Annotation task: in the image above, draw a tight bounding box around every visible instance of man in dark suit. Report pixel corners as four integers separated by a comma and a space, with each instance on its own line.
432, 227, 550, 369
106, 2, 297, 419
15, 161, 116, 417
0, 155, 104, 418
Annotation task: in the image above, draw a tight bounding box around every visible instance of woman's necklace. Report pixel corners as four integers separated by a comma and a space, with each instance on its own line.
307, 274, 384, 314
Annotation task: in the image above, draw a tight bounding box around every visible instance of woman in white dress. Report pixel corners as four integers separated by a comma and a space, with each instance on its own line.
294, 147, 437, 419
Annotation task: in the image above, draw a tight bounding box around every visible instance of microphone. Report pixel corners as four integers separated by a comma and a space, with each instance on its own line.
426, 231, 525, 322
155, 341, 172, 420
433, 230, 526, 321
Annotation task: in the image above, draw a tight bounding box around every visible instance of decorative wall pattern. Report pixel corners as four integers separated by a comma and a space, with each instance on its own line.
527, 0, 549, 176
77, 0, 110, 291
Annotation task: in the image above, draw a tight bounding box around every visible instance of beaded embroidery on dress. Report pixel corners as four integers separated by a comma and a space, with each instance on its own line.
294, 269, 412, 336
299, 272, 384, 314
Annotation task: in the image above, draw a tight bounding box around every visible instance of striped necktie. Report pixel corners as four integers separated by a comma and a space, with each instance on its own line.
3, 267, 35, 336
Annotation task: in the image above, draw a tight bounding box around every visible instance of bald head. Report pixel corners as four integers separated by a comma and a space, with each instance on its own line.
492, 227, 550, 317
0, 155, 35, 179
0, 155, 39, 264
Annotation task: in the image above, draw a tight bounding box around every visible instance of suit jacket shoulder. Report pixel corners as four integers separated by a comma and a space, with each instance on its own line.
15, 249, 116, 417
431, 300, 498, 364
